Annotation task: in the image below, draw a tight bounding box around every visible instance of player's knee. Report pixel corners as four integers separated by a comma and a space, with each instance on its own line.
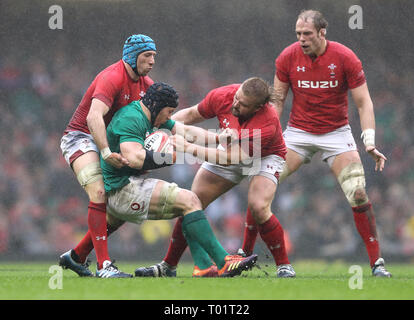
352, 188, 368, 206
337, 162, 369, 207
180, 190, 203, 214
248, 201, 270, 224
85, 183, 106, 203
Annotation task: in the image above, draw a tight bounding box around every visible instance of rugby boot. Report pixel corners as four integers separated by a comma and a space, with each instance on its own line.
192, 264, 218, 278
134, 261, 177, 277
372, 258, 392, 277
96, 260, 133, 278
59, 249, 94, 277
276, 264, 296, 278
218, 254, 258, 277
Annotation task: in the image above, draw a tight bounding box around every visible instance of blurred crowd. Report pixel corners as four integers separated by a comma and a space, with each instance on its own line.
1, 1, 413, 264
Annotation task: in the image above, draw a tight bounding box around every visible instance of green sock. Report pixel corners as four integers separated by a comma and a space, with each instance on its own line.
182, 210, 228, 269
184, 233, 214, 270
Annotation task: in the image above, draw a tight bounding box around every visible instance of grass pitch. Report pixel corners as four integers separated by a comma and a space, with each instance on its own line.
0, 260, 413, 300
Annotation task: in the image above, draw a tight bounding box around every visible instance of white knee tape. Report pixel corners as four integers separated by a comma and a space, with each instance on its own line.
157, 182, 180, 219
76, 162, 103, 187
337, 162, 367, 207
278, 163, 290, 184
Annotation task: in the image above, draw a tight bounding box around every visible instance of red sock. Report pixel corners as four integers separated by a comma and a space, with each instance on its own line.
258, 214, 290, 265
88, 201, 110, 269
241, 208, 258, 256
352, 202, 380, 267
73, 224, 118, 264
163, 216, 188, 267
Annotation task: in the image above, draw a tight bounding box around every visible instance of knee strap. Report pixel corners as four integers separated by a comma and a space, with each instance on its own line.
76, 162, 103, 187
337, 162, 368, 207
158, 182, 180, 219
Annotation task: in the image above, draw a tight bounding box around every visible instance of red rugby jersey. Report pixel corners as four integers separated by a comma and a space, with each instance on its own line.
197, 84, 286, 159
275, 41, 366, 134
64, 60, 154, 134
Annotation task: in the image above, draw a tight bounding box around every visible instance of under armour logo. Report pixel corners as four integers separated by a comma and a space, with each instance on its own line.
96, 236, 106, 241
124, 94, 130, 101
297, 66, 305, 72
369, 236, 377, 242
139, 91, 145, 97
223, 118, 230, 127
270, 244, 281, 250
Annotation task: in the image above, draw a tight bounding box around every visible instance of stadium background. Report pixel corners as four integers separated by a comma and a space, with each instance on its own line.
0, 0, 413, 265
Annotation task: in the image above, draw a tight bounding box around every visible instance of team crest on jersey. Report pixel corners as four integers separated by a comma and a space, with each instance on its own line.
328, 63, 337, 78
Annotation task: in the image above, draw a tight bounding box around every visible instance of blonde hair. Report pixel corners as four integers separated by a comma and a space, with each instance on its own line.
241, 77, 276, 106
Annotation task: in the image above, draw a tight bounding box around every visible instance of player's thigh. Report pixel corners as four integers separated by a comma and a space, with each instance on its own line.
72, 151, 105, 203
330, 150, 362, 178
285, 148, 305, 173
149, 180, 202, 218
191, 167, 236, 209
247, 175, 277, 224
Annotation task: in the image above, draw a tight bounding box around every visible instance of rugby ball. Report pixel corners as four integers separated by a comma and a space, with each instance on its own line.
144, 130, 171, 153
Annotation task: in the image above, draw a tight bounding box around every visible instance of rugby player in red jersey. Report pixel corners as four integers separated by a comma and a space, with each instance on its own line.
58, 34, 156, 278
135, 77, 296, 278
242, 10, 391, 277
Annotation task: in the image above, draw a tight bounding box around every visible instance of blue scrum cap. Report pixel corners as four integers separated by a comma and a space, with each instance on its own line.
122, 34, 156, 73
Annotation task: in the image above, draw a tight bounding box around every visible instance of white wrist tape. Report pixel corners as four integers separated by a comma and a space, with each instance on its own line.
100, 147, 111, 160
361, 129, 375, 148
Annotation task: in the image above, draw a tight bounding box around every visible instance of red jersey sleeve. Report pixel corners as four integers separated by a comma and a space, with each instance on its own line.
239, 124, 276, 157
197, 88, 221, 119
343, 49, 366, 89
91, 72, 122, 108
275, 48, 291, 83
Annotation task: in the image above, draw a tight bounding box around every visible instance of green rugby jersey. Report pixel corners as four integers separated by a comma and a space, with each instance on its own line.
101, 100, 175, 192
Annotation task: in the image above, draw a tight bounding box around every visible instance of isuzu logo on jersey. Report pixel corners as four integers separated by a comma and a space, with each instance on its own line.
297, 80, 338, 88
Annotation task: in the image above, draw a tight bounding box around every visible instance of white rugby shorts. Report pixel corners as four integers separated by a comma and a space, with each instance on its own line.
60, 131, 99, 165
283, 124, 357, 166
106, 176, 159, 224
201, 154, 285, 185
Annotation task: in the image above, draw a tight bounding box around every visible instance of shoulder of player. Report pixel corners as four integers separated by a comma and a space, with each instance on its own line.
252, 105, 279, 128
327, 41, 360, 60
205, 84, 239, 105
95, 60, 125, 87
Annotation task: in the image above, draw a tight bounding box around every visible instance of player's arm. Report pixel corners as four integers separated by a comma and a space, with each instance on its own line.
86, 98, 129, 168
351, 83, 387, 171
171, 121, 219, 146
120, 141, 174, 170
171, 135, 250, 166
273, 74, 290, 118
171, 104, 205, 124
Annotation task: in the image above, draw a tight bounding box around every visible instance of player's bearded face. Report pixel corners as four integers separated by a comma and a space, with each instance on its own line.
231, 89, 260, 119
136, 51, 156, 76
296, 19, 325, 57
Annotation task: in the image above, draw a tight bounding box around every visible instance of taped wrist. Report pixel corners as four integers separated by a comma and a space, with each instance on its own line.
142, 149, 174, 170
100, 147, 111, 160
361, 129, 375, 148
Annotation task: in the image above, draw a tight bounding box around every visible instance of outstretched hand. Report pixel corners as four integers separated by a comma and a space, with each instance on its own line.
366, 146, 387, 172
